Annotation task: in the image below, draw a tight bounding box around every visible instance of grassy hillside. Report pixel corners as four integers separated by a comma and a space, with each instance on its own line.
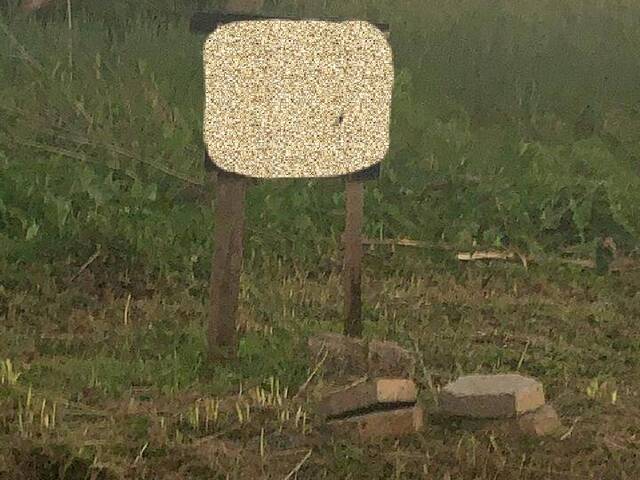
1, 1, 640, 478
2, 0, 640, 279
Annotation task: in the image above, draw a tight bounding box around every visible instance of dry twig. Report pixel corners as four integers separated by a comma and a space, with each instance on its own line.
70, 245, 101, 282
283, 449, 312, 480
294, 348, 328, 400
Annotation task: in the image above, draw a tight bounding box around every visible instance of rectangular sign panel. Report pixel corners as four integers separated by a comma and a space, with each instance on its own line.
202, 20, 394, 178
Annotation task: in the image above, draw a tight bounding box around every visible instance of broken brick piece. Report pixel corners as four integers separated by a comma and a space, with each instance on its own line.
367, 340, 416, 378
439, 374, 545, 418
319, 378, 417, 418
517, 404, 561, 436
308, 333, 368, 377
327, 405, 423, 442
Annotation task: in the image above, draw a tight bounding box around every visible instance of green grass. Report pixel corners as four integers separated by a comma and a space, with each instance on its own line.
1, 0, 640, 478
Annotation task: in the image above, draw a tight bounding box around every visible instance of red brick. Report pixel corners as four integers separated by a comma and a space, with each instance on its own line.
327, 405, 423, 442
308, 333, 368, 378
367, 340, 416, 378
319, 379, 417, 418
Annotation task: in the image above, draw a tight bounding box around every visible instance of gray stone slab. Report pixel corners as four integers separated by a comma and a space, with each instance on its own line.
439, 374, 545, 418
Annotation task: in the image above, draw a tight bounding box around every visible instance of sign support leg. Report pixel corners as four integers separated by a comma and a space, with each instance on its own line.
208, 169, 247, 361
343, 178, 364, 337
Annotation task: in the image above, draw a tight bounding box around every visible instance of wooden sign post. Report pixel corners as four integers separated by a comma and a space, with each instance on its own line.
343, 179, 364, 337
207, 169, 247, 360
191, 13, 393, 360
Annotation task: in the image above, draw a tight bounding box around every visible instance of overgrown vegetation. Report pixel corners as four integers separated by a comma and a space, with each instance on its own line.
2, 0, 640, 278
1, 0, 640, 478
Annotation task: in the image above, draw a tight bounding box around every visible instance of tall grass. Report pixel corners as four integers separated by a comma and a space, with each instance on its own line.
1, 0, 639, 283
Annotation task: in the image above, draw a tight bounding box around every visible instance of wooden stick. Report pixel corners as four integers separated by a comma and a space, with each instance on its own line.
363, 237, 430, 248
456, 251, 516, 261
362, 237, 637, 271
456, 250, 601, 269
343, 179, 364, 337
283, 449, 313, 480
208, 170, 247, 361
69, 244, 101, 282
293, 348, 329, 400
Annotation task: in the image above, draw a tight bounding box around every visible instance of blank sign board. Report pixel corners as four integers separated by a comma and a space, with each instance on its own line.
202, 20, 394, 178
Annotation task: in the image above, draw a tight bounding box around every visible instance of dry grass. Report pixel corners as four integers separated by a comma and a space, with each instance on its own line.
1, 253, 639, 479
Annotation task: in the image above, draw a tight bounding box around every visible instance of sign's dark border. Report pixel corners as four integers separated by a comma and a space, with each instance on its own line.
190, 12, 389, 34
194, 12, 387, 181
203, 150, 381, 181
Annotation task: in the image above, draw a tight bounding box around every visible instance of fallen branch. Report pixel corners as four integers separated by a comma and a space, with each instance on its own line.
457, 251, 516, 261
456, 250, 608, 269
363, 238, 429, 248
362, 237, 638, 272
362, 237, 457, 251
457, 250, 601, 269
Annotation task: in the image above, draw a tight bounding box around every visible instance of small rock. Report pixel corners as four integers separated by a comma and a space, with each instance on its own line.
439, 374, 545, 418
517, 404, 561, 436
307, 333, 368, 377
318, 378, 417, 418
368, 340, 416, 378
327, 405, 424, 442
